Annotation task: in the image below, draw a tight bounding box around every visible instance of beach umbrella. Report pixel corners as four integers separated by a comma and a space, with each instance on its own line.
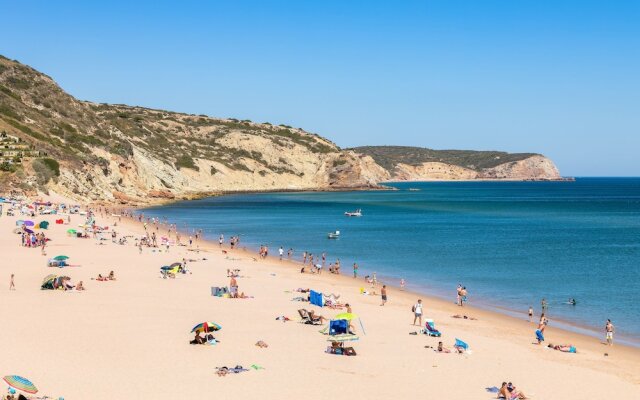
24, 220, 35, 227
191, 322, 222, 334
24, 228, 34, 234
16, 220, 24, 226
3, 375, 38, 394
333, 312, 358, 320
326, 333, 359, 342
67, 229, 77, 234
42, 274, 57, 285
170, 262, 182, 268
53, 255, 69, 261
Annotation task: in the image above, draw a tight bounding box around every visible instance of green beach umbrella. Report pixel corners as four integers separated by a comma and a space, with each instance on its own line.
53, 255, 69, 261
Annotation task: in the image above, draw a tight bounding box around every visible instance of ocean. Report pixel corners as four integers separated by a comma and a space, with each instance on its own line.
143, 178, 640, 346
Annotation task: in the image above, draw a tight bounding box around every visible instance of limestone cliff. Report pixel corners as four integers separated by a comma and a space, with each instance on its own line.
0, 56, 562, 204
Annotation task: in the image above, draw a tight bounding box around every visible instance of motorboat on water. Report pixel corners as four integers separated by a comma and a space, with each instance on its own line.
344, 209, 362, 217
327, 230, 340, 239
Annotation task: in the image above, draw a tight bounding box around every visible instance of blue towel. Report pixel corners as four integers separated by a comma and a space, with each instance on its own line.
310, 290, 324, 307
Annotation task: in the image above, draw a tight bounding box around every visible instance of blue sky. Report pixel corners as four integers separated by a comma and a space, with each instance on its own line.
1, 1, 638, 176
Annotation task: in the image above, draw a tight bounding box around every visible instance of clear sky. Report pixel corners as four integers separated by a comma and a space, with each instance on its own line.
1, 1, 638, 176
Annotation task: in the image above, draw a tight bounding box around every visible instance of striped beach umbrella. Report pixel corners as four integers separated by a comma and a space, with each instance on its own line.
3, 375, 38, 394
191, 322, 222, 334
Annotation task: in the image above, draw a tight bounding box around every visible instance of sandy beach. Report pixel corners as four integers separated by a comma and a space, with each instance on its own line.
1, 195, 639, 399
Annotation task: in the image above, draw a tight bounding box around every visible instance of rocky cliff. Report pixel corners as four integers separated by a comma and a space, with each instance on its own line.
0, 56, 561, 205
353, 146, 561, 181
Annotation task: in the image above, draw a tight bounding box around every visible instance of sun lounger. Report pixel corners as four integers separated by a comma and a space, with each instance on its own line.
298, 309, 323, 325
423, 319, 442, 337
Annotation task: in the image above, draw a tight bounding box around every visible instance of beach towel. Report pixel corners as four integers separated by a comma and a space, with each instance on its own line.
535, 329, 545, 342
310, 290, 324, 307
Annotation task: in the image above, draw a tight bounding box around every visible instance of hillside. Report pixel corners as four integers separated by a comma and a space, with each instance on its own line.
0, 55, 561, 204
0, 55, 387, 203
352, 146, 561, 181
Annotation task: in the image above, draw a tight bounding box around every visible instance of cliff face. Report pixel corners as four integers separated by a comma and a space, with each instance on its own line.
353, 146, 561, 182
0, 56, 562, 205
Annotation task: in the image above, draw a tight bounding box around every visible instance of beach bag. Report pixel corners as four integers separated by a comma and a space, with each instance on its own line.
344, 347, 357, 356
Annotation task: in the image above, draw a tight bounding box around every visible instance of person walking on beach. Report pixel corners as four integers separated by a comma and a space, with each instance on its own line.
541, 298, 548, 314
352, 263, 358, 278
219, 234, 224, 247
9, 273, 15, 290
605, 319, 615, 346
302, 251, 307, 265
400, 278, 405, 290
372, 272, 377, 287
528, 306, 534, 323
412, 299, 423, 326
279, 246, 284, 260
380, 285, 387, 306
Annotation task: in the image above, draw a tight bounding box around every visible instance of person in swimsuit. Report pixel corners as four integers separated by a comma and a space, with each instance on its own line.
605, 319, 614, 346
380, 285, 387, 306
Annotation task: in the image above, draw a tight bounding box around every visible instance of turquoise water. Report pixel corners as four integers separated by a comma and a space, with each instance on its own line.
143, 178, 640, 345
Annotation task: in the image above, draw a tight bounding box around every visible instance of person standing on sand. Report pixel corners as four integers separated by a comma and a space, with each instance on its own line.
302, 251, 307, 265
219, 234, 224, 247
400, 278, 405, 290
528, 306, 534, 323
380, 285, 387, 306
353, 263, 358, 278
372, 272, 377, 287
412, 299, 423, 326
541, 298, 548, 314
9, 274, 15, 290
279, 246, 284, 260
605, 319, 614, 346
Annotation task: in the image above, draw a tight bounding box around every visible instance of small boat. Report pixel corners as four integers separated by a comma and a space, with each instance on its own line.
408, 188, 421, 191
327, 230, 340, 239
344, 209, 362, 217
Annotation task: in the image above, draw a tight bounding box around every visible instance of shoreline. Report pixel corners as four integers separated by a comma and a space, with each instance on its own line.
135, 195, 640, 349
126, 206, 640, 352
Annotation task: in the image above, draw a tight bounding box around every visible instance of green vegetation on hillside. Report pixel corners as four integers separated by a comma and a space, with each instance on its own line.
352, 146, 538, 172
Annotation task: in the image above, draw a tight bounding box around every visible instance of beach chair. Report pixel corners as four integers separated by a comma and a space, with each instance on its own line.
298, 309, 323, 325
423, 319, 442, 337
